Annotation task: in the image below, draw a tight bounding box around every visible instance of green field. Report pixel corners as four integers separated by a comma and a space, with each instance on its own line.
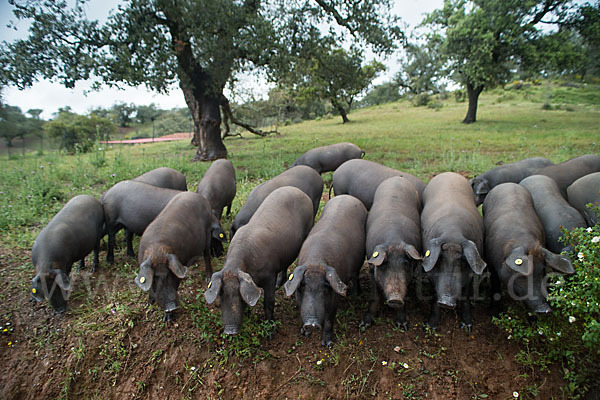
1, 82, 599, 399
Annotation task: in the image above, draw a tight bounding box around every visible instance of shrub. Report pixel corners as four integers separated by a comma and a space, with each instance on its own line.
412, 93, 430, 107
494, 207, 600, 398
454, 89, 466, 102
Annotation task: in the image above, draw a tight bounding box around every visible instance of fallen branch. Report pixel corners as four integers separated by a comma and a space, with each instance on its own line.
220, 96, 278, 137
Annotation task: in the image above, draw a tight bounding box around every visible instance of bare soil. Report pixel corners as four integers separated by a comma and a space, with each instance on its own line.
0, 243, 566, 400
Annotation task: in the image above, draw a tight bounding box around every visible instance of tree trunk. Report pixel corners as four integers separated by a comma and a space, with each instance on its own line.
182, 86, 227, 161
332, 99, 350, 123
463, 82, 484, 124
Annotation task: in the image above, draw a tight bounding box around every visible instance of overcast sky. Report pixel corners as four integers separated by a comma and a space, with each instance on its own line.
0, 0, 443, 119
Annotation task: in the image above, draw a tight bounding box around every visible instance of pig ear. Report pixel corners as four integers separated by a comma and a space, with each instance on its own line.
204, 270, 223, 304
135, 257, 154, 291
167, 254, 188, 279
368, 246, 387, 267
52, 269, 71, 291
404, 244, 423, 261
284, 265, 306, 297
325, 265, 348, 296
30, 274, 44, 302
504, 247, 533, 276
238, 270, 261, 307
542, 248, 575, 274
422, 239, 442, 272
462, 240, 486, 275
472, 178, 489, 195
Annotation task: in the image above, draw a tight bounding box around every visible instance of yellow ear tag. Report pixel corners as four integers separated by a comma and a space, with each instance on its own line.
288, 273, 294, 281
208, 281, 212, 288
425, 250, 431, 257
139, 276, 146, 284
372, 251, 379, 258
32, 288, 37, 294
219, 233, 224, 238
515, 258, 523, 265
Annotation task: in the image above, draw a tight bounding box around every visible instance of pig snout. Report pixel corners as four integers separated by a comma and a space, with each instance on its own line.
534, 303, 552, 314
385, 296, 405, 308
437, 295, 457, 309
301, 317, 322, 336
224, 325, 240, 335
164, 301, 178, 313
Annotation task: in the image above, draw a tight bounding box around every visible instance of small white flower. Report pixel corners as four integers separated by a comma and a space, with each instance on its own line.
538, 330, 544, 335
403, 363, 409, 369
513, 391, 519, 398
557, 332, 561, 337
592, 236, 600, 243
578, 252, 585, 260
569, 316, 576, 324
507, 335, 512, 340
587, 227, 593, 233
316, 359, 323, 365
190, 366, 196, 371
381, 360, 387, 366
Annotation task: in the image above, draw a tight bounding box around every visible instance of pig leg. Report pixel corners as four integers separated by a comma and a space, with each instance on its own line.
489, 266, 502, 317
203, 247, 213, 281
427, 298, 441, 330
459, 283, 473, 333
226, 203, 232, 217
352, 274, 361, 296
125, 229, 135, 258
92, 241, 100, 273
321, 300, 339, 347
276, 268, 287, 288
107, 227, 116, 264
360, 275, 383, 329
394, 305, 409, 331
263, 278, 277, 339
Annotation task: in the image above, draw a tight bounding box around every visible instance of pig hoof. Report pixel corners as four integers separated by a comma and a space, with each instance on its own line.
395, 321, 409, 331
300, 326, 312, 337
359, 319, 372, 330
163, 312, 175, 323
321, 337, 334, 347
423, 323, 437, 332
460, 322, 472, 334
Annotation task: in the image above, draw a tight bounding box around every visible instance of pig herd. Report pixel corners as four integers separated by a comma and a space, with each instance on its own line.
29, 142, 600, 347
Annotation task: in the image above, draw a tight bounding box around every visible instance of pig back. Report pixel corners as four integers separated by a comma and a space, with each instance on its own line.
332, 159, 425, 210
139, 192, 212, 265
134, 167, 187, 190
567, 172, 600, 226
232, 186, 315, 271
483, 183, 545, 267
298, 195, 367, 283
101, 180, 182, 235
366, 176, 421, 254
196, 159, 236, 217
520, 175, 587, 253
421, 172, 483, 247
536, 154, 600, 197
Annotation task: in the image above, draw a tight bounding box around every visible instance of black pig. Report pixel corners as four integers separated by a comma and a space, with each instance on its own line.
229, 166, 322, 239
196, 159, 236, 220
205, 186, 314, 335
483, 183, 574, 315
361, 176, 422, 331
135, 192, 218, 321
31, 195, 104, 313
284, 195, 367, 346
520, 175, 586, 254
421, 172, 486, 332
290, 142, 364, 174
470, 157, 553, 206
331, 159, 425, 209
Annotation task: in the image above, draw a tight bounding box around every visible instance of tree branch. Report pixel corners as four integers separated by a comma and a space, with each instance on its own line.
220, 96, 277, 137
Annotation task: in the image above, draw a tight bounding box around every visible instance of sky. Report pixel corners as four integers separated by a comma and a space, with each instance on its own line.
0, 0, 443, 119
